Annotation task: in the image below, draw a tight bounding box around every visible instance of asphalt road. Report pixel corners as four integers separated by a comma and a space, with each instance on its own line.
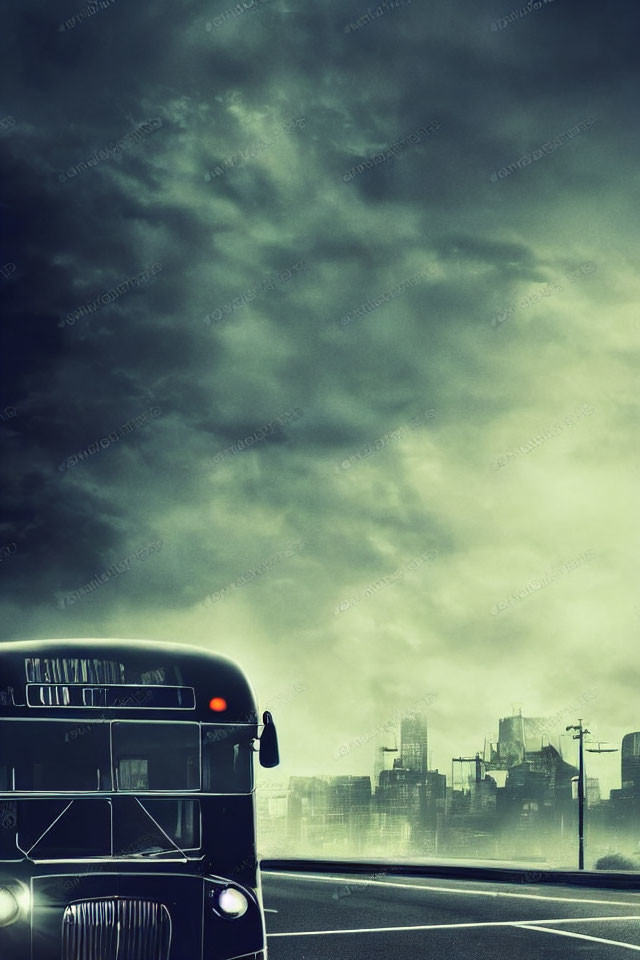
262, 870, 640, 959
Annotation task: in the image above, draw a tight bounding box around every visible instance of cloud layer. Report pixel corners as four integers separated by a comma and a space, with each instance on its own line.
1, 0, 638, 796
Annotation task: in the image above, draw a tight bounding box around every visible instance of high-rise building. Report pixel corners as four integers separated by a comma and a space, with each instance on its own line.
400, 712, 428, 775
489, 710, 548, 769
286, 776, 372, 853
327, 776, 372, 852
500, 744, 578, 830
330, 775, 371, 806
374, 766, 423, 852
621, 732, 640, 795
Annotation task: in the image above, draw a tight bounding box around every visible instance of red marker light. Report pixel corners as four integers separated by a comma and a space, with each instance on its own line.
209, 697, 227, 712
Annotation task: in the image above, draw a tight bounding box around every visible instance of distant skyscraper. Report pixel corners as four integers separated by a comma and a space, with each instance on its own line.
400, 712, 428, 775
491, 710, 548, 768
621, 732, 640, 794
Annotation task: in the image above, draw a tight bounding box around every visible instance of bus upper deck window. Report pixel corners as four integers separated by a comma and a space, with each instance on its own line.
118, 758, 149, 791
112, 723, 199, 792
201, 725, 254, 794
4, 722, 112, 792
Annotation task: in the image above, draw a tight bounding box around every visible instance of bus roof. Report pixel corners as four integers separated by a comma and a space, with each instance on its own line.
0, 638, 258, 722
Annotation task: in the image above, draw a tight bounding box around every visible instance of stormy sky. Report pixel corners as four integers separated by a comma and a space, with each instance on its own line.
1, 0, 638, 798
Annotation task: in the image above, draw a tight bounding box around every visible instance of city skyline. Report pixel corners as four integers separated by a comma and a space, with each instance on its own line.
257, 704, 640, 868
262, 697, 628, 800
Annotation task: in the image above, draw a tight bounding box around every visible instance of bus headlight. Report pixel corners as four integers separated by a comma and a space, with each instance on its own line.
217, 888, 249, 918
0, 887, 20, 927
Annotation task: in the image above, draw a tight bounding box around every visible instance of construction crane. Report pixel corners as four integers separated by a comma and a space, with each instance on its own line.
451, 753, 484, 790
374, 742, 399, 782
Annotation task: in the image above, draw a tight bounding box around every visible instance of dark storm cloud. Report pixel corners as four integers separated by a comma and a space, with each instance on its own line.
1, 0, 638, 792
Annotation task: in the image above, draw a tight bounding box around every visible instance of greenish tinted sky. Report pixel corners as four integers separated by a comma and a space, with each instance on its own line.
1, 0, 638, 796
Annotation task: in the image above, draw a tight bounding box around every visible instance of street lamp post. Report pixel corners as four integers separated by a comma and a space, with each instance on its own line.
566, 720, 618, 870
566, 720, 589, 870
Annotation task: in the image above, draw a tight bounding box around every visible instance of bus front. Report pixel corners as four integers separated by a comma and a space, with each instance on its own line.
0, 638, 278, 960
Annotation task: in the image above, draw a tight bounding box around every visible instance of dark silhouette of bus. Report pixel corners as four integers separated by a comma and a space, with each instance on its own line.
0, 638, 280, 960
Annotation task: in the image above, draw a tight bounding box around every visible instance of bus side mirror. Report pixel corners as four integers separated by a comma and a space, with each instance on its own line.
259, 711, 279, 768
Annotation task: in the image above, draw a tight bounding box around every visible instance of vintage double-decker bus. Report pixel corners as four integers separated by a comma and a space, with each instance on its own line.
0, 638, 279, 960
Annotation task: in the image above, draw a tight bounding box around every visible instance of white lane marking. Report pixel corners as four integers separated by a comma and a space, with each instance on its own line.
267, 914, 640, 938
264, 908, 278, 913
262, 870, 640, 908
519, 923, 640, 952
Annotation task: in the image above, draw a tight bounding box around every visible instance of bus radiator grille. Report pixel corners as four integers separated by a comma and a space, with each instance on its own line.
62, 897, 171, 960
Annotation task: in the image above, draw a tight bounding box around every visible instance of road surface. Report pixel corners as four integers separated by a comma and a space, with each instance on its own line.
262, 869, 640, 958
